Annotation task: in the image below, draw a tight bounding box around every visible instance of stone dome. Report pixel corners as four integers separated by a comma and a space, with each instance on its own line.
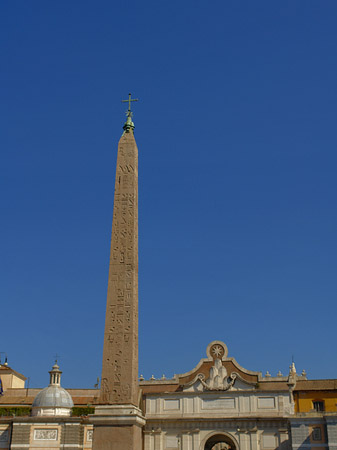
32, 385, 74, 408
31, 361, 74, 417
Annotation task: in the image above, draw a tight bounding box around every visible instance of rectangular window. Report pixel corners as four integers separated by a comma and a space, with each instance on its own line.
312, 427, 322, 441
313, 401, 325, 412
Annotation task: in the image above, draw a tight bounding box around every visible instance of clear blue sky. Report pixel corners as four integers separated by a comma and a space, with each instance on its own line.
1, 1, 336, 388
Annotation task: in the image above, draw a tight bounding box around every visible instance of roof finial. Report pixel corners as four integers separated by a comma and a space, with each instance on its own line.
121, 93, 139, 133
289, 361, 296, 375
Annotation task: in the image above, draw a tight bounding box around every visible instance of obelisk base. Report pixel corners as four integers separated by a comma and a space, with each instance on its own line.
91, 405, 145, 450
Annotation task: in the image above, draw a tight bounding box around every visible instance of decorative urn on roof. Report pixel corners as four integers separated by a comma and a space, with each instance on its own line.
31, 361, 74, 417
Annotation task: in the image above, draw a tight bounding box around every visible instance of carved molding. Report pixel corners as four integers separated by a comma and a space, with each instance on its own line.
33, 429, 58, 441
87, 429, 93, 442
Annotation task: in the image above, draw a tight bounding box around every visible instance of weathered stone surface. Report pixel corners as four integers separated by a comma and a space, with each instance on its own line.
93, 129, 142, 449
10, 424, 30, 446
60, 423, 83, 446
100, 130, 139, 407
93, 424, 142, 450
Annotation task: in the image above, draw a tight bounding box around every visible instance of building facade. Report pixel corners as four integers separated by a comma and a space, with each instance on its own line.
1, 342, 337, 449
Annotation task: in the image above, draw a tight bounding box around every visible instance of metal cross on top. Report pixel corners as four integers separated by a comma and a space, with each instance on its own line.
121, 93, 139, 114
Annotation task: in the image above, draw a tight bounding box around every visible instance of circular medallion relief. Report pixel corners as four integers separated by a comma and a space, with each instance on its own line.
211, 344, 224, 359
206, 341, 228, 360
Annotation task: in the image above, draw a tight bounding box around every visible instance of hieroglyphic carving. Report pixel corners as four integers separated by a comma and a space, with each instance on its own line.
100, 132, 139, 406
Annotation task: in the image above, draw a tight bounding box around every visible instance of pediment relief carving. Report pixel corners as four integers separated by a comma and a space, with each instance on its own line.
198, 359, 237, 391
183, 358, 257, 392
178, 342, 260, 384
140, 342, 260, 391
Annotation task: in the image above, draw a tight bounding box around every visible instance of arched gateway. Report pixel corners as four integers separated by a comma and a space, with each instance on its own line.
204, 433, 238, 450
141, 339, 293, 450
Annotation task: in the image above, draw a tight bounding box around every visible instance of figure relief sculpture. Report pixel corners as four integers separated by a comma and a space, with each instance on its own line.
101, 377, 110, 403
198, 358, 237, 391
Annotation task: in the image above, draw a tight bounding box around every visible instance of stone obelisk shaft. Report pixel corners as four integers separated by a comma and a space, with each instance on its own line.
92, 112, 144, 450
100, 130, 139, 406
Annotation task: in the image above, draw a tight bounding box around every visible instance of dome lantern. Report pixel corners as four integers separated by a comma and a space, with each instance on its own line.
49, 361, 62, 386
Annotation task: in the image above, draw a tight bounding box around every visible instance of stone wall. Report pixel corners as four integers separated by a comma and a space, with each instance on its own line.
0, 419, 92, 450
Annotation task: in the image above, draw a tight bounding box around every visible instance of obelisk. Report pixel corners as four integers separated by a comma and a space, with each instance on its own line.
92, 95, 145, 450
